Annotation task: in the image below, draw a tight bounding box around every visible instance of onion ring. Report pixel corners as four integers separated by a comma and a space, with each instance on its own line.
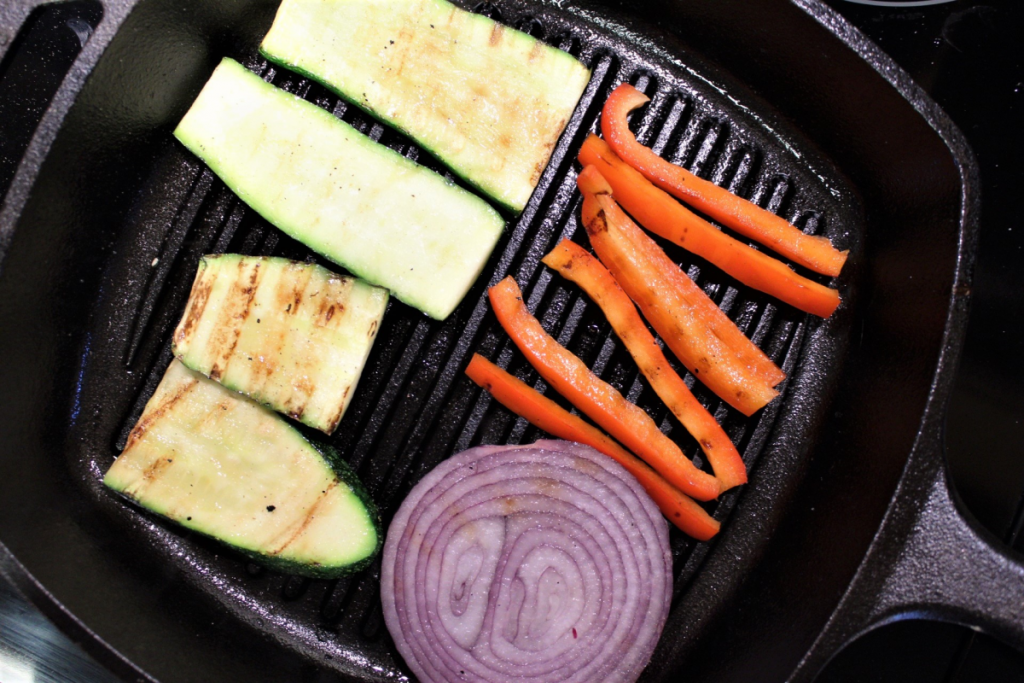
381, 440, 672, 683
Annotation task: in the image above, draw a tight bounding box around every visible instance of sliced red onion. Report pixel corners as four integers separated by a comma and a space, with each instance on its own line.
381, 440, 672, 683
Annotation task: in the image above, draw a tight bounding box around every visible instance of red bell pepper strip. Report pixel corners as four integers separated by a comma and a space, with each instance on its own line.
465, 353, 721, 540
577, 165, 785, 390
543, 239, 748, 490
602, 84, 848, 278
488, 276, 722, 502
577, 165, 780, 415
578, 135, 841, 318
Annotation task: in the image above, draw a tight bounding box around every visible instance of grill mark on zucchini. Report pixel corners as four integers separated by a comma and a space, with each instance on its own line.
269, 479, 340, 556
323, 386, 351, 434
123, 377, 199, 451
489, 23, 503, 46
195, 399, 235, 432
392, 29, 415, 80
118, 455, 174, 501
531, 121, 565, 184
289, 376, 317, 412
176, 270, 213, 347
140, 456, 173, 484
208, 262, 262, 381
315, 282, 344, 326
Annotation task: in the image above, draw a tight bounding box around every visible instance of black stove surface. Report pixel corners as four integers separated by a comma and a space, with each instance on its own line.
0, 0, 1021, 681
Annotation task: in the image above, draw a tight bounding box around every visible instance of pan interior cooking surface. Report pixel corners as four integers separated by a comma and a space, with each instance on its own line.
12, 0, 857, 680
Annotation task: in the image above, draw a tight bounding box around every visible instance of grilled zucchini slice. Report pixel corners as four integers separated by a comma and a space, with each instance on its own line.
173, 254, 387, 435
104, 360, 381, 577
174, 58, 504, 320
260, 0, 592, 213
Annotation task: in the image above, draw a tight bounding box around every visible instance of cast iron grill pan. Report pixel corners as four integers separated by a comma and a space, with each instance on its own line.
2, 0, 898, 680
75, 1, 857, 678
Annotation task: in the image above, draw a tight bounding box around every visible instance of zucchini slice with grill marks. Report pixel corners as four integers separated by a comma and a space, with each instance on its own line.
104, 360, 381, 578
174, 58, 504, 321
260, 0, 592, 213
173, 254, 387, 435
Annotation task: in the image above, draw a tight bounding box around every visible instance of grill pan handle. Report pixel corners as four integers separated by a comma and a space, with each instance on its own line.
790, 417, 1024, 680
775, 2, 1024, 677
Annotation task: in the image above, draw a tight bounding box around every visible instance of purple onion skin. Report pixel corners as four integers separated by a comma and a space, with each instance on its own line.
381, 440, 672, 683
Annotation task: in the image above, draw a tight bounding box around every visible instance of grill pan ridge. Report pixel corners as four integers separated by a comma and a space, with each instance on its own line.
7, 0, 1001, 681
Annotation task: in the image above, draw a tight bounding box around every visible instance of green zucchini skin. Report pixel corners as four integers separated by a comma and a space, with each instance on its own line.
260, 0, 592, 213
174, 58, 504, 321
173, 254, 388, 435
104, 361, 381, 578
